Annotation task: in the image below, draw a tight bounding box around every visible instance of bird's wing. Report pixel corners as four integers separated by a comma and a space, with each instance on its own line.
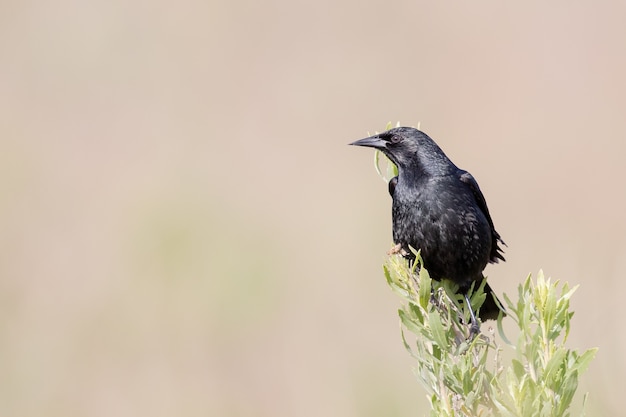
458, 171, 506, 263
388, 176, 398, 197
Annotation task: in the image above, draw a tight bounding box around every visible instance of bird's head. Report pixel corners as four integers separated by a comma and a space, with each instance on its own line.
350, 127, 455, 175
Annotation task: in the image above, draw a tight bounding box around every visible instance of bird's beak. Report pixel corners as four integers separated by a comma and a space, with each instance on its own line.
349, 134, 387, 150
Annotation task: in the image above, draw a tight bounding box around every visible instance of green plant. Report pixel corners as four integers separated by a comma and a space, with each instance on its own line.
367, 123, 597, 415
384, 252, 597, 417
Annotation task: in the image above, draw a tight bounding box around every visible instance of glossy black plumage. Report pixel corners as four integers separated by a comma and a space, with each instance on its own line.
351, 127, 505, 321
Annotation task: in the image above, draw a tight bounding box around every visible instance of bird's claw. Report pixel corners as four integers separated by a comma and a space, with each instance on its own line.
468, 323, 481, 340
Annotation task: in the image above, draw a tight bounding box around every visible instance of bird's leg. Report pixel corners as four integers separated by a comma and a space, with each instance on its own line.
464, 293, 481, 339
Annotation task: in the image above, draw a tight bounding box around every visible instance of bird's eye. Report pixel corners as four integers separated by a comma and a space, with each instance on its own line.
390, 135, 402, 144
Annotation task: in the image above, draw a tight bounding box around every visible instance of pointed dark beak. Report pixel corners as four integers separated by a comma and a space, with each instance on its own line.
349, 134, 387, 150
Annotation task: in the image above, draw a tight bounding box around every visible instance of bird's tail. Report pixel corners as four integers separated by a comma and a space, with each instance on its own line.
477, 281, 506, 321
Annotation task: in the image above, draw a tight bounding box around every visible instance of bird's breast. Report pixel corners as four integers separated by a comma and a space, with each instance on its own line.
390, 179, 492, 279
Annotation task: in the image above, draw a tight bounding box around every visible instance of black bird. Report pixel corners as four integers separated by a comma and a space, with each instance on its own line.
350, 127, 506, 330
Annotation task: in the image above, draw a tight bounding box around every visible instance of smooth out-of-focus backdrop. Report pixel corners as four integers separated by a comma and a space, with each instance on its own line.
1, 1, 624, 416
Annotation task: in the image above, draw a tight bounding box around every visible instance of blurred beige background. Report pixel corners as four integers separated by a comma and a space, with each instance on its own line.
1, 0, 625, 416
